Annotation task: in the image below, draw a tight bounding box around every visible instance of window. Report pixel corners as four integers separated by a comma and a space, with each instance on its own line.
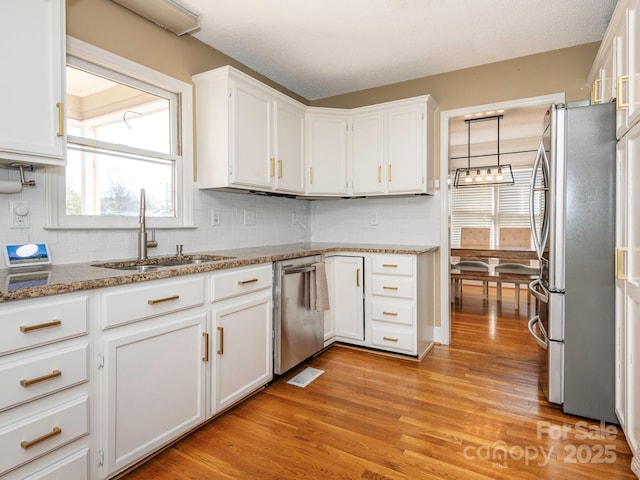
46, 37, 193, 228
449, 167, 542, 246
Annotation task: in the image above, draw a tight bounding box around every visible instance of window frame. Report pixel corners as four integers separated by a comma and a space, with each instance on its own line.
45, 36, 194, 229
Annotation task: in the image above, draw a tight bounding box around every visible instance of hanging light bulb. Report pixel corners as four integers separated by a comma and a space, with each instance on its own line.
475, 169, 482, 181
485, 168, 492, 181
496, 166, 503, 181
465, 169, 472, 182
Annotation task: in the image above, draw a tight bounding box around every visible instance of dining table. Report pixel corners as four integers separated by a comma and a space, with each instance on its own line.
450, 245, 538, 262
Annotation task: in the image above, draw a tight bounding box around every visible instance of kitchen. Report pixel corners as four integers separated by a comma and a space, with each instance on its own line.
0, 0, 638, 478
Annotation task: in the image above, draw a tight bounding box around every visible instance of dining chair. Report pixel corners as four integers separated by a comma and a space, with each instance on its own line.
495, 227, 538, 307
451, 227, 491, 302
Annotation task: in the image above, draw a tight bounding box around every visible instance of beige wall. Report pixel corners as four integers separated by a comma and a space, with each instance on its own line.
310, 43, 599, 109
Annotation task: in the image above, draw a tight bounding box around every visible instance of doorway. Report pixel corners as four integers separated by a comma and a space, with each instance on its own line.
437, 93, 564, 345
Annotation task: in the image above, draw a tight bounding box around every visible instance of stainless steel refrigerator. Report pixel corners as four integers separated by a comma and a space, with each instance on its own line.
528, 101, 617, 423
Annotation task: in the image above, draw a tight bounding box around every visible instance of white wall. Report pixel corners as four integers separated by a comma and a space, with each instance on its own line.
310, 193, 441, 245
0, 168, 312, 267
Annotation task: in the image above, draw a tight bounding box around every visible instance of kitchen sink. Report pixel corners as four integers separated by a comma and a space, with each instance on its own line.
92, 254, 236, 271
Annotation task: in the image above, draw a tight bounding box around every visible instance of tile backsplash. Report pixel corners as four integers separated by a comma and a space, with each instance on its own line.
0, 167, 440, 268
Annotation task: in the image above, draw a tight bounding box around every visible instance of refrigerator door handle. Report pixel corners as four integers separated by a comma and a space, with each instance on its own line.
529, 141, 549, 259
528, 278, 548, 303
528, 315, 548, 350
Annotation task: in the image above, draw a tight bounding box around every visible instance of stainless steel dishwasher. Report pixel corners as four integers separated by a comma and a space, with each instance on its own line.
274, 255, 324, 375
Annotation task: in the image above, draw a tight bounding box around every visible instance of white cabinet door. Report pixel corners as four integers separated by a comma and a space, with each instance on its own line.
615, 137, 628, 429
0, 0, 65, 166
628, 0, 640, 129
386, 102, 426, 194
305, 111, 348, 195
102, 312, 207, 477
230, 78, 273, 188
212, 291, 272, 414
331, 256, 364, 342
274, 99, 305, 193
351, 112, 384, 195
322, 258, 336, 344
625, 119, 640, 457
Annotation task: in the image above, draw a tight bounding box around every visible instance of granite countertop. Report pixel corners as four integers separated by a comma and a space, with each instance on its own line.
0, 243, 439, 303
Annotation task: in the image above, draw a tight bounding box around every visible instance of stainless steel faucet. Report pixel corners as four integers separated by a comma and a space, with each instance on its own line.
137, 188, 158, 260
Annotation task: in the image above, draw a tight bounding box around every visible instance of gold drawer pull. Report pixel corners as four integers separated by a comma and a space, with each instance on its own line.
21, 426, 62, 449
616, 247, 628, 280
383, 286, 399, 291
21, 370, 62, 387
377, 165, 382, 183
383, 336, 398, 343
382, 263, 398, 268
20, 319, 62, 333
270, 157, 275, 177
356, 269, 360, 287
309, 166, 314, 184
237, 278, 258, 285
202, 332, 209, 362
217, 326, 224, 355
617, 75, 629, 111
382, 311, 398, 316
278, 159, 283, 179
56, 102, 64, 136
147, 295, 180, 305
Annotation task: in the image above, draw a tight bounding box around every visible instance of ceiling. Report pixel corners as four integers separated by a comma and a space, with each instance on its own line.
180, 0, 617, 100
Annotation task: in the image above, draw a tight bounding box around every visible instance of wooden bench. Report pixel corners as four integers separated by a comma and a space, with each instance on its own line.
451, 270, 537, 310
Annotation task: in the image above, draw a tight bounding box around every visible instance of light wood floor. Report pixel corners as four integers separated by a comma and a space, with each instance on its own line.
121, 286, 635, 479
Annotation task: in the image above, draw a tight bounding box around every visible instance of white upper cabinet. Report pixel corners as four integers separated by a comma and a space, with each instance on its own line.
351, 111, 385, 195
305, 109, 349, 195
0, 0, 66, 167
193, 66, 306, 193
273, 98, 305, 193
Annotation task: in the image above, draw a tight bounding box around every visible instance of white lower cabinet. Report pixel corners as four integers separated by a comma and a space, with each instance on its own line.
326, 256, 364, 343
101, 312, 207, 478
0, 293, 92, 480
211, 290, 272, 414
325, 252, 435, 357
209, 264, 273, 415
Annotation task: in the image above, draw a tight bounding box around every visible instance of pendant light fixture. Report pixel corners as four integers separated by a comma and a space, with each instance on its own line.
453, 115, 515, 188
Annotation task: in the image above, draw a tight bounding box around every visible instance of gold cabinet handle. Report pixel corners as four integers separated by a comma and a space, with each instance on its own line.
56, 102, 64, 137
20, 370, 62, 387
382, 311, 398, 317
382, 336, 399, 343
377, 165, 382, 183
21, 427, 62, 449
617, 75, 629, 111
592, 78, 601, 104
20, 319, 61, 333
309, 166, 314, 184
270, 157, 275, 177
383, 286, 398, 291
382, 263, 398, 268
237, 278, 258, 285
278, 159, 283, 179
616, 247, 628, 280
147, 295, 180, 305
388, 164, 392, 182
202, 332, 209, 362
217, 326, 224, 355
356, 268, 360, 287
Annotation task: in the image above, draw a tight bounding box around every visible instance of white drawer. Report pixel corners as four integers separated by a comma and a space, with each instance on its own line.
370, 255, 414, 277
371, 300, 414, 326
0, 396, 89, 476
210, 264, 272, 302
101, 276, 205, 329
0, 296, 89, 357
371, 276, 414, 299
21, 448, 88, 480
0, 344, 89, 412
371, 324, 415, 354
